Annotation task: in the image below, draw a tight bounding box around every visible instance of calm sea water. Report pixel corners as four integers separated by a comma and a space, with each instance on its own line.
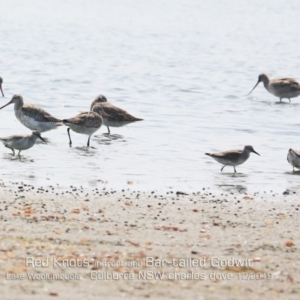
1, 0, 300, 193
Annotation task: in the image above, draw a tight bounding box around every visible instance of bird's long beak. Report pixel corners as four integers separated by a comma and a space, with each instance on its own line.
0, 85, 4, 97
248, 80, 260, 96
39, 136, 46, 143
252, 149, 260, 156
0, 99, 13, 110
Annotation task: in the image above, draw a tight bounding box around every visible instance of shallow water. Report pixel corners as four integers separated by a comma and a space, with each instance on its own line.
1, 0, 300, 193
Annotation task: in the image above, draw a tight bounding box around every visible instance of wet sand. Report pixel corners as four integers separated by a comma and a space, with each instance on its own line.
0, 183, 299, 299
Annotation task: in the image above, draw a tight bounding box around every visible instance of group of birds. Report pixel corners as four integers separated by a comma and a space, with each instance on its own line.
0, 77, 143, 157
206, 73, 300, 173
1, 73, 300, 172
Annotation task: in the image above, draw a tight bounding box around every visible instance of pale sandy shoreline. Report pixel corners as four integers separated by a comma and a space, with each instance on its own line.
0, 183, 299, 299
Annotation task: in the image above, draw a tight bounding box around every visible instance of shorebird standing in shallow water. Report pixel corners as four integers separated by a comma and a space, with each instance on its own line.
205, 145, 260, 173
0, 130, 45, 157
90, 94, 143, 134
249, 73, 300, 103
0, 95, 62, 132
287, 149, 300, 171
0, 77, 4, 97
63, 106, 109, 147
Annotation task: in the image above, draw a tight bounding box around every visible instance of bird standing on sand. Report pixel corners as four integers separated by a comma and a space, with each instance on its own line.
0, 95, 62, 132
248, 73, 300, 103
287, 148, 300, 171
205, 145, 260, 173
63, 106, 110, 147
0, 130, 45, 157
90, 94, 143, 134
0, 77, 4, 97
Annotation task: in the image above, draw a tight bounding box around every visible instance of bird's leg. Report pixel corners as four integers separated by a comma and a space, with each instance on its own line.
234, 166, 237, 173
280, 98, 282, 102
288, 98, 291, 103
87, 136, 91, 147
221, 165, 225, 172
18, 150, 21, 157
6, 146, 15, 156
67, 128, 72, 147
107, 126, 110, 134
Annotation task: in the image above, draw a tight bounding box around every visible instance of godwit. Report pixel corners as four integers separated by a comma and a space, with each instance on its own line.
63, 106, 109, 147
0, 77, 4, 97
287, 149, 300, 171
0, 130, 45, 156
205, 145, 260, 173
90, 94, 143, 134
248, 73, 300, 103
0, 95, 62, 132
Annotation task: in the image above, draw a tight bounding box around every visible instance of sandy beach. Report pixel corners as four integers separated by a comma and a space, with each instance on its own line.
0, 183, 299, 299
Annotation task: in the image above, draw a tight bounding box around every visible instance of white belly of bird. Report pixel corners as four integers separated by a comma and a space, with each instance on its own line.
268, 84, 300, 99
68, 124, 100, 135
18, 114, 58, 132
268, 85, 282, 97
213, 156, 247, 166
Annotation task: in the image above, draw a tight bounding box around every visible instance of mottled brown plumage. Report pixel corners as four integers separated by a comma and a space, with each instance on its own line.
62, 107, 108, 147
90, 94, 143, 134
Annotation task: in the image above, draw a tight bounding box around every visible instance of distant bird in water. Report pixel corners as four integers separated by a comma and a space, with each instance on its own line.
248, 73, 300, 103
0, 77, 4, 97
287, 148, 300, 171
205, 145, 260, 173
0, 95, 62, 132
63, 106, 109, 147
0, 130, 45, 157
90, 94, 143, 134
